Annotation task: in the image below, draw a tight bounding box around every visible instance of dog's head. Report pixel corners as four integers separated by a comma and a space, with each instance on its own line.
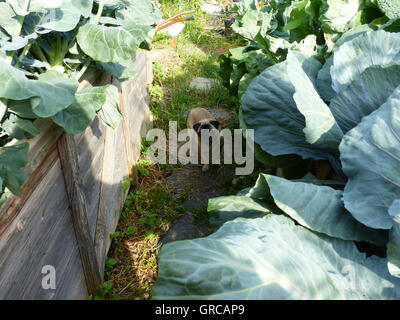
193, 120, 220, 144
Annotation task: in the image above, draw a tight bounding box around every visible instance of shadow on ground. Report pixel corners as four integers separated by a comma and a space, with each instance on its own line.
161, 164, 235, 244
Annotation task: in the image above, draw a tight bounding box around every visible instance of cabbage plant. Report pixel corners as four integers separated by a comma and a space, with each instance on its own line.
0, 0, 161, 199
220, 0, 400, 97
152, 28, 400, 299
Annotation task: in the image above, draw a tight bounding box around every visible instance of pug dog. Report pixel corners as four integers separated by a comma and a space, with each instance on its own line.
187, 107, 220, 172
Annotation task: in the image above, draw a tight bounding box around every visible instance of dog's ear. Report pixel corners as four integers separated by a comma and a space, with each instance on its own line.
210, 120, 220, 129
193, 122, 202, 133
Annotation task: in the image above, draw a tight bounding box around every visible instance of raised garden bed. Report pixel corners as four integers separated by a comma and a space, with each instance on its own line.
0, 50, 152, 299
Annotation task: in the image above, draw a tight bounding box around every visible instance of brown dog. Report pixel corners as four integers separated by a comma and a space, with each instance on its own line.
187, 107, 220, 172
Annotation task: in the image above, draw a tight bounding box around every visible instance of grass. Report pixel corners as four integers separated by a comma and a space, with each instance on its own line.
149, 0, 244, 131
101, 164, 186, 299
101, 0, 249, 300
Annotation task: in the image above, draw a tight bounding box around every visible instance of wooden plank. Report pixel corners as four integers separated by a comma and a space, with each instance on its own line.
95, 120, 129, 276
145, 50, 153, 85
123, 64, 151, 162
0, 142, 59, 242
114, 78, 138, 184
57, 133, 102, 295
0, 158, 72, 298
94, 125, 114, 276
0, 122, 63, 222
21, 206, 87, 300
133, 50, 146, 71
81, 135, 106, 238
93, 55, 152, 272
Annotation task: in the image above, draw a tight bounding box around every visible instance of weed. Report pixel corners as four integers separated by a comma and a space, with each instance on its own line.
88, 280, 120, 300
105, 257, 117, 271
149, 84, 164, 104
139, 212, 160, 227
110, 232, 121, 245
137, 159, 151, 177
121, 177, 133, 192
125, 226, 138, 236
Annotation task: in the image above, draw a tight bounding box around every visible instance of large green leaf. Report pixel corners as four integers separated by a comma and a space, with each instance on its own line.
0, 2, 21, 36
340, 87, 400, 230
330, 64, 400, 133
232, 9, 274, 40
287, 51, 343, 156
319, 0, 359, 33
97, 84, 122, 129
0, 64, 78, 117
331, 30, 400, 94
319, 0, 362, 51
208, 195, 277, 231
0, 143, 29, 195
115, 0, 162, 26
152, 214, 400, 299
98, 59, 137, 82
316, 56, 335, 102
29, 71, 79, 117
0, 60, 33, 100
71, 0, 93, 18
282, 0, 316, 43
377, 0, 400, 19
6, 0, 63, 16
7, 98, 38, 118
256, 174, 387, 245
316, 24, 376, 102
118, 22, 151, 47
52, 86, 107, 134
77, 24, 138, 63
238, 73, 256, 99
38, 0, 83, 32
239, 105, 304, 170
1, 114, 40, 139
242, 58, 329, 161
1, 35, 30, 51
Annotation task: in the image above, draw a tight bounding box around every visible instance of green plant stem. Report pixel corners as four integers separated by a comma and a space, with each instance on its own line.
264, 46, 278, 64
76, 59, 92, 81
56, 32, 62, 63
6, 52, 14, 65
31, 42, 51, 69
379, 13, 400, 30
14, 42, 32, 68
256, 33, 278, 64
53, 33, 69, 67
95, 0, 105, 23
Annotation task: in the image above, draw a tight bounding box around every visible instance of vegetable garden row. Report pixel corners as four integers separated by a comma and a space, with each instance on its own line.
152, 0, 400, 299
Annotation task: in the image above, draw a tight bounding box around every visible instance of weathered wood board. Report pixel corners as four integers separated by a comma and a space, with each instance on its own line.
0, 50, 152, 299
